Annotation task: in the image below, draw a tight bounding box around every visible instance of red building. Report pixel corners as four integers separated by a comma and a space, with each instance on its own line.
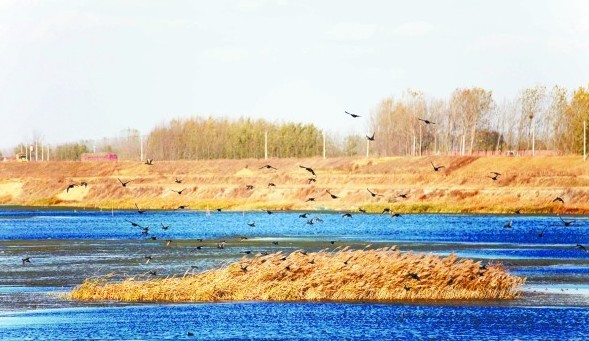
81, 153, 118, 162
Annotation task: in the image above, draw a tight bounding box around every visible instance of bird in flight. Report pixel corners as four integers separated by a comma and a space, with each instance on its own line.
177, 205, 187, 210
246, 184, 254, 190
266, 210, 273, 215
367, 188, 383, 197
431, 162, 445, 172
488, 174, 500, 181
366, 133, 375, 141
391, 213, 401, 218
217, 241, 226, 249
80, 181, 88, 188
267, 182, 276, 188
125, 220, 144, 228
305, 197, 316, 202
247, 221, 256, 227
418, 118, 436, 125
558, 215, 573, 226
326, 190, 339, 199
135, 203, 146, 214
170, 188, 186, 195
345, 111, 361, 118
307, 178, 316, 184
118, 178, 132, 187
397, 193, 409, 199
161, 223, 170, 230
490, 172, 501, 177
22, 257, 31, 265
358, 208, 367, 213
259, 164, 277, 170
576, 244, 588, 253
145, 159, 154, 165
299, 213, 309, 218
503, 220, 513, 228
144, 256, 152, 264
553, 197, 565, 204
342, 213, 353, 218
538, 227, 546, 238
382, 208, 391, 214
148, 270, 157, 276
299, 166, 316, 177
175, 178, 183, 184
406, 273, 421, 281
66, 184, 77, 192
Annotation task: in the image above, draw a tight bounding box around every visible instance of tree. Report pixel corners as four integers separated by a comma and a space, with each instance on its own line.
450, 88, 494, 155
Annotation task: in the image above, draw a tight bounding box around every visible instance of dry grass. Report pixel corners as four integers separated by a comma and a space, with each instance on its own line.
69, 248, 524, 302
2, 156, 589, 213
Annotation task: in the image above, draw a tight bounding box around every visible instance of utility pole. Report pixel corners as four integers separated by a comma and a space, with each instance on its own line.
322, 130, 326, 160
583, 121, 587, 162
264, 130, 268, 160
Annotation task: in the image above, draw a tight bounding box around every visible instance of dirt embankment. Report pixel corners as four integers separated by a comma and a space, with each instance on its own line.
0, 156, 588, 213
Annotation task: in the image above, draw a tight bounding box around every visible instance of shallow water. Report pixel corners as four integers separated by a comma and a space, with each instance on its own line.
1, 208, 588, 339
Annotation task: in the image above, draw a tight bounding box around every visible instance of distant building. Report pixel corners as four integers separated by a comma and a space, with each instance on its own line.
81, 153, 118, 162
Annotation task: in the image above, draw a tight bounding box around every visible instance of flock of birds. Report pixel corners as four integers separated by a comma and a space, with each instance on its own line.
20, 112, 589, 266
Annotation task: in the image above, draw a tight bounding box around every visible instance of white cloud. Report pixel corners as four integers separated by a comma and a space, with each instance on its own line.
234, 0, 289, 12
393, 21, 435, 37
325, 22, 378, 41
202, 47, 249, 62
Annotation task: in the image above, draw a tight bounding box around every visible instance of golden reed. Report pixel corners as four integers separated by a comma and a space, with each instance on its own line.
69, 247, 524, 302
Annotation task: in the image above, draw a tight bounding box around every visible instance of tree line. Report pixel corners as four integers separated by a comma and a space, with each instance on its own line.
12, 84, 589, 160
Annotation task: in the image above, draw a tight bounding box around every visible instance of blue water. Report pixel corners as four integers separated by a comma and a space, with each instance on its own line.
1, 208, 589, 339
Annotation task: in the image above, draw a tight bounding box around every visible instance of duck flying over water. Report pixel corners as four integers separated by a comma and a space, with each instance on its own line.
576, 244, 588, 253
299, 213, 309, 218
247, 221, 256, 227
418, 118, 436, 125
299, 165, 316, 177
345, 111, 361, 118
135, 203, 146, 214
22, 257, 31, 265
125, 220, 143, 228
431, 162, 445, 172
118, 178, 132, 187
144, 256, 152, 264
342, 213, 353, 218
558, 215, 573, 226
161, 223, 170, 230
503, 220, 513, 228
259, 164, 277, 170
366, 133, 375, 141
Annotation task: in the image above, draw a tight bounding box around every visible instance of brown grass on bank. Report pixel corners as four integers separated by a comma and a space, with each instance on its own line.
69, 248, 524, 302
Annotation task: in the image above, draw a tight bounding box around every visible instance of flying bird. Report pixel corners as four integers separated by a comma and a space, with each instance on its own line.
118, 178, 132, 187
342, 213, 353, 218
145, 159, 154, 165
406, 273, 421, 281
305, 197, 316, 202
170, 188, 186, 195
125, 220, 143, 228
391, 213, 401, 218
66, 184, 77, 192
148, 270, 157, 276
144, 256, 152, 264
488, 174, 500, 181
431, 162, 445, 172
161, 223, 170, 230
575, 244, 588, 253
397, 193, 409, 199
22, 257, 31, 265
217, 241, 226, 249
418, 118, 436, 125
490, 172, 501, 176
345, 111, 361, 118
299, 165, 316, 177
259, 164, 277, 170
247, 221, 256, 227
358, 208, 367, 213
382, 208, 391, 214
558, 215, 573, 227
177, 205, 187, 210
503, 220, 513, 228
135, 203, 146, 214
366, 133, 375, 141
299, 213, 309, 218
266, 210, 273, 215
553, 197, 565, 204
175, 177, 183, 184
326, 190, 339, 199
80, 181, 88, 188
267, 182, 276, 188
367, 188, 383, 197
246, 184, 254, 190
307, 178, 317, 184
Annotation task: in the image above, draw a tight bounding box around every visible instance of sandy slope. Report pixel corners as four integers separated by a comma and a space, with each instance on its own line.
0, 156, 587, 213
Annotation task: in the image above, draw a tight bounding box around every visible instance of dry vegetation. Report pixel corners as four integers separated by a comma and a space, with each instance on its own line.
1, 155, 588, 213
69, 247, 524, 302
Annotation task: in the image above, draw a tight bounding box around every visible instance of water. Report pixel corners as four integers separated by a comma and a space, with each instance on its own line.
1, 208, 589, 339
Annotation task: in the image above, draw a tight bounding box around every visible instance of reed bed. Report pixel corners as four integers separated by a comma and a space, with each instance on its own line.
70, 247, 524, 302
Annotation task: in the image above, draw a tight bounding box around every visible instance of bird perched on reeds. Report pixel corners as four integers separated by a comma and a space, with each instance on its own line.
326, 190, 339, 199
418, 118, 436, 125
175, 177, 183, 184
259, 164, 277, 170
345, 111, 361, 118
503, 220, 513, 228
299, 165, 316, 177
366, 133, 375, 141
66, 184, 77, 192
118, 178, 131, 187
553, 197, 565, 204
576, 244, 588, 253
431, 162, 445, 172
367, 188, 383, 197
145, 159, 154, 165
22, 257, 31, 265
170, 188, 185, 195
135, 203, 146, 214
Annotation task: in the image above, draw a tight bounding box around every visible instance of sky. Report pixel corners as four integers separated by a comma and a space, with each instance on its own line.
0, 0, 588, 150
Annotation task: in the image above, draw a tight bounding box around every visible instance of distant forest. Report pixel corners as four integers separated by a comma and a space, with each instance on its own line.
15, 84, 589, 160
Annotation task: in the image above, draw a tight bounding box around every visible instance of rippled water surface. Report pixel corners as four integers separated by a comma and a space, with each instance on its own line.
1, 208, 589, 339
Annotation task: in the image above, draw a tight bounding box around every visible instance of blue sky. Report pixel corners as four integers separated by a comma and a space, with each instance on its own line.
0, 0, 588, 149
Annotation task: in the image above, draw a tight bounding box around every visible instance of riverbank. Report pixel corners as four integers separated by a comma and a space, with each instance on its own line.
0, 156, 587, 214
